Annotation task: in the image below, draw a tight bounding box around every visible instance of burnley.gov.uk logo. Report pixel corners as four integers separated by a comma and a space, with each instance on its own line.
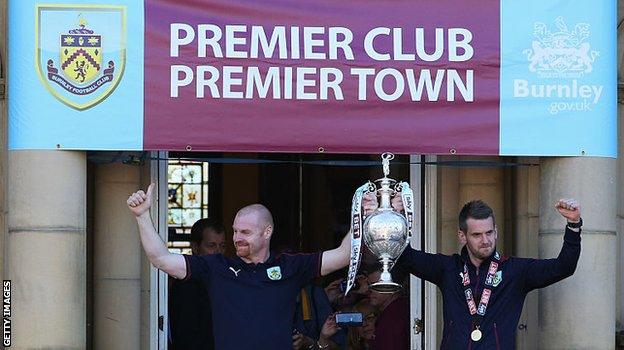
515, 17, 603, 116
36, 5, 126, 110
523, 16, 599, 79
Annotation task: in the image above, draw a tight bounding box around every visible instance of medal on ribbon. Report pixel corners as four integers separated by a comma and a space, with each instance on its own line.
461, 252, 501, 342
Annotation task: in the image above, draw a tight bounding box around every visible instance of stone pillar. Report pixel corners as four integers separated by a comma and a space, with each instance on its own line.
93, 163, 142, 349
7, 150, 86, 349
539, 158, 617, 349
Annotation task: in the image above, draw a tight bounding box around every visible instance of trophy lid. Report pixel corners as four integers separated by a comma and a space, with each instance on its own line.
382, 152, 393, 177
374, 152, 397, 184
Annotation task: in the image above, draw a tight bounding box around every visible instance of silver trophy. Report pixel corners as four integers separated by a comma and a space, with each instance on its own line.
345, 153, 414, 294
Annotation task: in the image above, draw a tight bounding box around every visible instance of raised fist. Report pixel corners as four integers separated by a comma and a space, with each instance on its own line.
555, 198, 581, 223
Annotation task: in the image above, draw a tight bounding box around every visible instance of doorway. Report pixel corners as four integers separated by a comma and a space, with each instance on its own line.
162, 152, 427, 349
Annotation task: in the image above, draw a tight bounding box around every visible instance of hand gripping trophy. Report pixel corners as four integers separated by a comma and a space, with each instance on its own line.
345, 153, 414, 294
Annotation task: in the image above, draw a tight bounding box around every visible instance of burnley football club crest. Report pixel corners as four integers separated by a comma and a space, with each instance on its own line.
266, 266, 282, 281
36, 5, 126, 110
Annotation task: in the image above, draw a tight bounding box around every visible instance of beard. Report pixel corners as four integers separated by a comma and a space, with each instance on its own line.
470, 245, 493, 260
235, 243, 250, 257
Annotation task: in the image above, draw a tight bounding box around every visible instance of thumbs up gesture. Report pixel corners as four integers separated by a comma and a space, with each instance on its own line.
127, 183, 155, 217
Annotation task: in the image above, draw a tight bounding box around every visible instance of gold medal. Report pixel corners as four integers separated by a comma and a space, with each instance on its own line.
471, 329, 482, 341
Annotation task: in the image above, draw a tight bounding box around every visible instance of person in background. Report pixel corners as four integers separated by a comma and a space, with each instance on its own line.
346, 301, 379, 350
189, 218, 226, 256
324, 274, 370, 311
293, 281, 348, 349
365, 269, 410, 350
169, 218, 225, 350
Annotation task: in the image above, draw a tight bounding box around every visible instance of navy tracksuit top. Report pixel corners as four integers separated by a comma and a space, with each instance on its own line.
397, 226, 581, 349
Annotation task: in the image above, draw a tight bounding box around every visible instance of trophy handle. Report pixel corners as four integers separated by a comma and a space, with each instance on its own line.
345, 182, 372, 295
397, 181, 414, 243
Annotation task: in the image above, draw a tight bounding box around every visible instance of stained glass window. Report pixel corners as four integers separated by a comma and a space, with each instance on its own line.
167, 159, 209, 254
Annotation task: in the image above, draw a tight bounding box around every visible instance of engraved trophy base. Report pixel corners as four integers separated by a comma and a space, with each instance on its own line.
369, 260, 402, 294
369, 280, 402, 294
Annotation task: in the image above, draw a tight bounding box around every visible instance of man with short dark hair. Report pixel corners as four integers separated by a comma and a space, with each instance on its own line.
374, 196, 582, 349
128, 184, 351, 349
189, 218, 226, 256
169, 218, 225, 350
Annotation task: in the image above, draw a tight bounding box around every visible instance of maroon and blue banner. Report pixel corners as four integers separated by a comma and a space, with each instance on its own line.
145, 0, 500, 154
9, 0, 616, 156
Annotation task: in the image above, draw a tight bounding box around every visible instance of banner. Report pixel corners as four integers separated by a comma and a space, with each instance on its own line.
8, 0, 617, 157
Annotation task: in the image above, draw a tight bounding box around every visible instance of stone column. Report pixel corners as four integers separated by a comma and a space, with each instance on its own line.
7, 150, 86, 349
93, 162, 142, 349
539, 158, 617, 349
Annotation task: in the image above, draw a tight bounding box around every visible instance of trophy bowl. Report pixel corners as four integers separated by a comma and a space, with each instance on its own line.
363, 181, 409, 293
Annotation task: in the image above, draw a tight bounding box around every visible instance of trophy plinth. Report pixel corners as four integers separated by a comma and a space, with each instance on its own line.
370, 268, 402, 293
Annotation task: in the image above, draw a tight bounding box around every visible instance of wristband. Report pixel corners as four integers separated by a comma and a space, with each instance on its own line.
567, 218, 583, 229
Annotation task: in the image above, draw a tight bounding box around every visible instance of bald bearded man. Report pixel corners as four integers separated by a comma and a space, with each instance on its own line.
127, 184, 351, 349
